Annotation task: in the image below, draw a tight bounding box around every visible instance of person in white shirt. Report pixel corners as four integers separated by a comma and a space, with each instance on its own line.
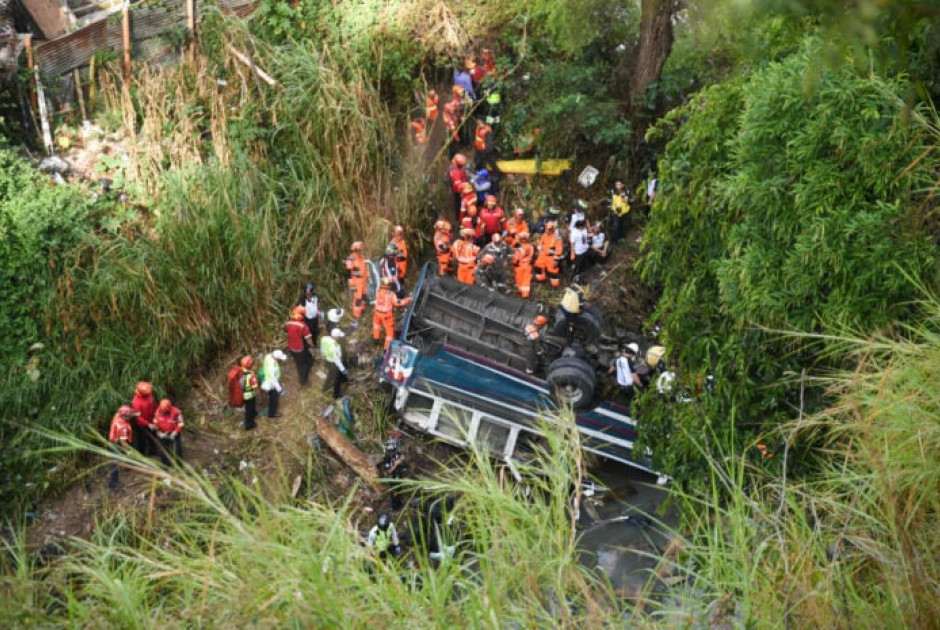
588, 224, 609, 266
569, 219, 590, 280
609, 343, 642, 407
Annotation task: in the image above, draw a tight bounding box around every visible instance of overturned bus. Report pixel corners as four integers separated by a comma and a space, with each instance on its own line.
379, 263, 664, 481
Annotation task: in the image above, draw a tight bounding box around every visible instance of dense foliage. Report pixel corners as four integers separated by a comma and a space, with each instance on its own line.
638, 37, 940, 480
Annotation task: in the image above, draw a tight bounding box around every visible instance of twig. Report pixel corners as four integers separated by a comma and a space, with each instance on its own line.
227, 45, 277, 87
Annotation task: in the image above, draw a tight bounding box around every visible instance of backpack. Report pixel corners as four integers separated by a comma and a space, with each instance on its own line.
227, 365, 244, 408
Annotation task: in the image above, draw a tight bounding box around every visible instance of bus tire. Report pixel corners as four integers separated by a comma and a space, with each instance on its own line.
546, 357, 596, 410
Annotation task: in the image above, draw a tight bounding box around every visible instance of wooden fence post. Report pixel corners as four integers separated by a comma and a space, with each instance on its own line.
122, 1, 131, 83
186, 0, 196, 64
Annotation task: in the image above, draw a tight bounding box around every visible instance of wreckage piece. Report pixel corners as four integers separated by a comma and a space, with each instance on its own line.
315, 412, 383, 493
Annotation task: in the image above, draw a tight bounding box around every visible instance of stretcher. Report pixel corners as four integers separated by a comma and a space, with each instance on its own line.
495, 159, 572, 176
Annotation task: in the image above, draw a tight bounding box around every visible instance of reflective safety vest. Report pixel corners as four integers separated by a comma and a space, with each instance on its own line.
453, 239, 479, 264
513, 243, 534, 266
371, 524, 398, 553
241, 369, 257, 400
375, 286, 409, 313
320, 336, 342, 363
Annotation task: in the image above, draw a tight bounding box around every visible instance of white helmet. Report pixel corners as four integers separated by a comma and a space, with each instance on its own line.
327, 308, 344, 324
626, 343, 639, 355
330, 327, 346, 338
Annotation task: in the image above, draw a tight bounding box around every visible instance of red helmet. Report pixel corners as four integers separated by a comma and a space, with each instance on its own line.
452, 84, 465, 96
292, 306, 306, 320
534, 315, 548, 326
118, 405, 135, 419
158, 399, 172, 413
485, 195, 497, 206
240, 356, 253, 369
452, 154, 467, 167
135, 381, 152, 396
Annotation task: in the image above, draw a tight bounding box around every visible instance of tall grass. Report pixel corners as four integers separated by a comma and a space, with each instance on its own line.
658, 303, 940, 628
1, 412, 628, 627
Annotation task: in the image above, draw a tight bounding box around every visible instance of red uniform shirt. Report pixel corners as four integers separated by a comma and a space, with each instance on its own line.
154, 406, 184, 435
479, 205, 506, 236
448, 165, 467, 194
286, 320, 312, 352
109, 413, 132, 444
132, 393, 158, 427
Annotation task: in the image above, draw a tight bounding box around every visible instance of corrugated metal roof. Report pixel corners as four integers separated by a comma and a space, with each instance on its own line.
33, 0, 257, 77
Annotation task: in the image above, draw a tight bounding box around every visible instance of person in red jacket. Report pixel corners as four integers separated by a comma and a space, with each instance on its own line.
153, 398, 184, 466
131, 381, 158, 456
108, 405, 137, 489
459, 182, 478, 224
446, 153, 468, 215
479, 195, 507, 241
426, 89, 439, 122
286, 305, 314, 386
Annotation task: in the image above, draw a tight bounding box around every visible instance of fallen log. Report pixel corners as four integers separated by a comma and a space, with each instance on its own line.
315, 414, 382, 492
227, 45, 277, 86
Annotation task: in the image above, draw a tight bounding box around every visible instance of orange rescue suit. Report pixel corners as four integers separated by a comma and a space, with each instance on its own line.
345, 251, 368, 318
434, 230, 453, 276
451, 238, 480, 285
373, 285, 412, 350
535, 232, 563, 288
512, 242, 535, 298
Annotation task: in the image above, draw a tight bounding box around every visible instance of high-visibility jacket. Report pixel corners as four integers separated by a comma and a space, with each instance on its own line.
512, 242, 535, 267
426, 93, 439, 121
447, 165, 467, 194
611, 192, 631, 217
460, 193, 478, 220
536, 232, 563, 271
475, 124, 492, 151
320, 335, 345, 371
391, 235, 408, 278
346, 252, 367, 283
154, 406, 184, 435
241, 369, 258, 400
411, 119, 427, 144
375, 286, 410, 313
452, 239, 479, 284
479, 205, 506, 236
132, 393, 157, 427
505, 217, 527, 245
109, 413, 132, 444
368, 523, 399, 553
434, 230, 453, 274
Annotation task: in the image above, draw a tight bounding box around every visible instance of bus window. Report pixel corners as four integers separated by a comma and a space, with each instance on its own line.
435, 404, 472, 441
514, 430, 550, 458
475, 418, 511, 455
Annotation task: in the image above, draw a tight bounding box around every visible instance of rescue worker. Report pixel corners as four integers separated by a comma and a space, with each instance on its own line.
474, 253, 498, 290
609, 343, 642, 408
443, 101, 460, 157
532, 205, 562, 235
320, 327, 348, 400
326, 307, 345, 334
459, 204, 483, 246
286, 305, 314, 386
345, 241, 368, 324
452, 228, 480, 285
505, 207, 529, 246
131, 381, 158, 456
474, 121, 499, 174
467, 55, 485, 90
108, 405, 137, 489
478, 232, 510, 291
373, 278, 413, 351
240, 356, 260, 430
534, 220, 564, 288
391, 225, 409, 279
296, 283, 320, 347
479, 194, 507, 242
511, 231, 535, 299
260, 349, 287, 418
523, 315, 549, 375
378, 436, 409, 511
473, 168, 494, 205
433, 219, 454, 276
449, 85, 470, 148
367, 513, 401, 561
480, 49, 496, 77
425, 89, 439, 122
453, 67, 476, 102
609, 180, 631, 245
153, 398, 184, 466
410, 118, 427, 144
459, 181, 478, 223
379, 243, 402, 294
446, 153, 469, 214
559, 284, 587, 344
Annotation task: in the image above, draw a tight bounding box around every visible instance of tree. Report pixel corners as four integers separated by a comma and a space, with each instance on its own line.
629, 0, 679, 110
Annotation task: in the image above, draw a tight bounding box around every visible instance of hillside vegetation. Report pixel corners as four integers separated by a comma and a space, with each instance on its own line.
2, 0, 939, 626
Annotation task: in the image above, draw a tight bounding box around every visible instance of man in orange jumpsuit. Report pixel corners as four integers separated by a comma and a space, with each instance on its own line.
373, 278, 413, 350
535, 220, 564, 288
426, 89, 439, 122
512, 231, 535, 298
452, 228, 480, 285
433, 219, 453, 276
391, 225, 408, 279
505, 207, 529, 246
345, 241, 368, 324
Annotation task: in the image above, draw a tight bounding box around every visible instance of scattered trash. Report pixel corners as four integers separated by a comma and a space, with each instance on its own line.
577, 165, 599, 188
39, 156, 70, 174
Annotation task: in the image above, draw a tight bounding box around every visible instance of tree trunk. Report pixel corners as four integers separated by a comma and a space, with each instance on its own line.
316, 416, 383, 492
629, 0, 677, 110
